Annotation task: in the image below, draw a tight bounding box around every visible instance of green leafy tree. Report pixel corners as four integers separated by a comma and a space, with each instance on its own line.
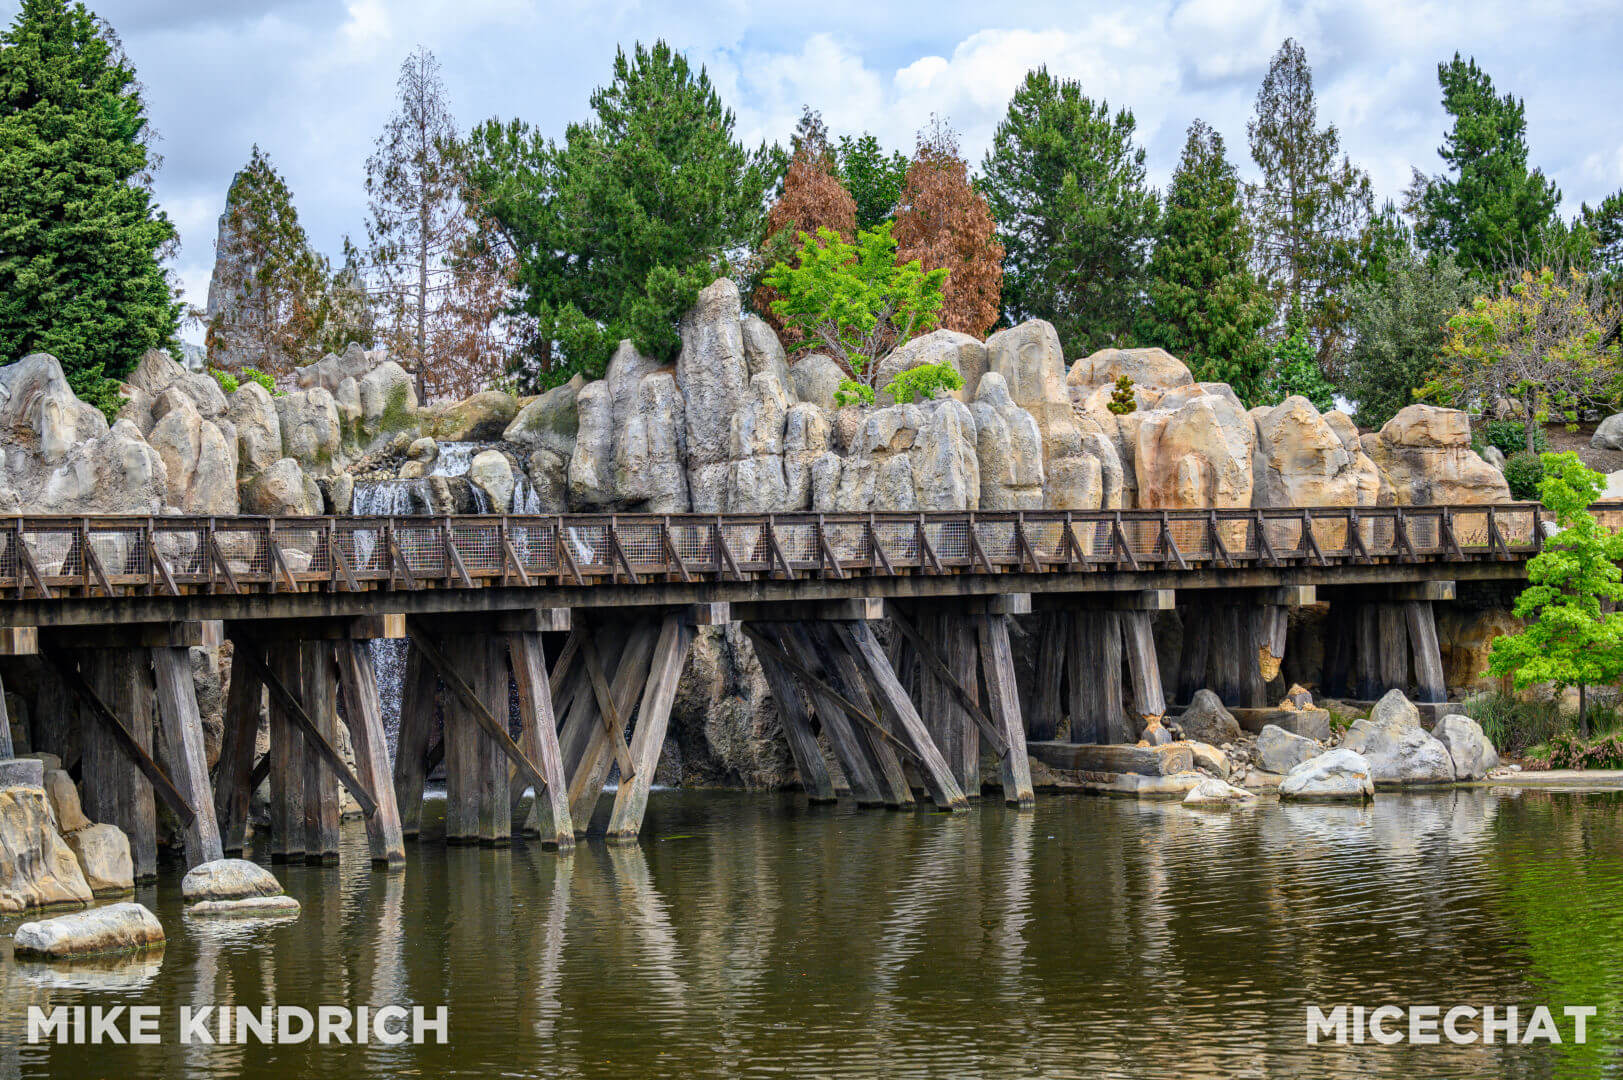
1246, 38, 1374, 365
836, 133, 907, 232
885, 363, 962, 404
1138, 120, 1273, 404
762, 222, 946, 398
1488, 453, 1623, 732
1581, 190, 1623, 275
1343, 241, 1473, 428
980, 66, 1158, 355
0, 0, 179, 414
465, 41, 775, 383
1424, 265, 1622, 453
1265, 311, 1337, 410
1409, 55, 1564, 276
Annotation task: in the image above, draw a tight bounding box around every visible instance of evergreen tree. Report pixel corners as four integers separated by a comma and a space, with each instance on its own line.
1343, 241, 1472, 429
465, 41, 775, 382
1581, 191, 1623, 275
1138, 121, 1273, 404
1246, 38, 1373, 365
1410, 55, 1563, 276
205, 146, 327, 377
893, 118, 1004, 339
980, 67, 1158, 355
0, 0, 179, 415
314, 239, 378, 356
836, 133, 907, 231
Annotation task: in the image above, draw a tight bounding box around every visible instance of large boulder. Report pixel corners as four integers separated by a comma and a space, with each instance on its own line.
42, 769, 90, 833
1340, 690, 1457, 785
724, 370, 791, 512
182, 858, 284, 902
275, 387, 344, 476
1360, 405, 1509, 505
1278, 748, 1376, 801
147, 390, 239, 514
1432, 713, 1500, 781
1255, 724, 1323, 774
469, 450, 515, 512
1179, 690, 1242, 745
122, 348, 228, 430
226, 382, 282, 482
13, 902, 163, 959
790, 354, 846, 412
971, 372, 1045, 509
677, 279, 752, 512
568, 381, 614, 507
0, 781, 93, 912
615, 373, 689, 512
2, 353, 112, 465
432, 390, 518, 442
875, 329, 988, 404
296, 343, 389, 394
243, 457, 323, 516
64, 824, 134, 896
1067, 347, 1194, 394
355, 360, 418, 446
827, 399, 979, 512
1135, 389, 1255, 509
741, 316, 794, 390
1252, 395, 1380, 508
1593, 412, 1623, 450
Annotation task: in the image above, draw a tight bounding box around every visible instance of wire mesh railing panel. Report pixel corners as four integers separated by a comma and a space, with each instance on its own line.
395, 521, 448, 578
506, 519, 557, 574
670, 522, 715, 567
774, 522, 818, 564
612, 521, 664, 569
560, 523, 609, 572
823, 521, 868, 564
24, 524, 80, 581
450, 521, 503, 575
974, 521, 1017, 564
872, 520, 919, 565
1022, 520, 1067, 561
928, 520, 970, 562
152, 522, 209, 579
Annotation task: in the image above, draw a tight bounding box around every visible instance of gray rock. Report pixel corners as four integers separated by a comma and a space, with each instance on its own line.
724, 370, 791, 512
1340, 691, 1456, 785
783, 403, 832, 510
186, 895, 301, 918
1593, 413, 1623, 450
790, 354, 846, 411
43, 769, 90, 833
13, 902, 164, 959
64, 824, 133, 895
1179, 690, 1242, 745
1187, 741, 1231, 779
275, 387, 344, 476
0, 758, 43, 789
432, 391, 518, 442
1481, 444, 1507, 471
1182, 777, 1256, 805
181, 858, 285, 903
875, 328, 988, 404
1278, 748, 1376, 801
355, 360, 418, 446
616, 373, 689, 512
741, 316, 793, 390
503, 376, 582, 457
1432, 713, 1500, 781
147, 390, 239, 513
971, 372, 1044, 510
469, 450, 515, 512
243, 457, 322, 516
568, 381, 614, 507
677, 279, 751, 511
1256, 724, 1322, 774
1067, 346, 1194, 393
226, 382, 282, 482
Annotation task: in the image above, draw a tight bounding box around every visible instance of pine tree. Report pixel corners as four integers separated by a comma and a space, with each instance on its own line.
893, 118, 1003, 339
205, 146, 327, 378
752, 108, 858, 341
0, 0, 179, 415
980, 67, 1158, 356
1410, 55, 1563, 276
465, 41, 775, 382
1138, 121, 1273, 404
1246, 38, 1373, 365
1580, 190, 1623, 275
313, 239, 377, 356
836, 133, 908, 231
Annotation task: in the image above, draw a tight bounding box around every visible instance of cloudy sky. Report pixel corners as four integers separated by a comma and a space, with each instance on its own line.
9, 0, 1621, 339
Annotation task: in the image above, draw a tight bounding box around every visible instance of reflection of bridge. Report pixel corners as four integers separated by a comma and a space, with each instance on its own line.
0, 503, 1563, 880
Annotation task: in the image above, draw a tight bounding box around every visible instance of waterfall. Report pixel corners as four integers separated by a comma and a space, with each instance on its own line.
368, 637, 409, 753
512, 475, 544, 514
430, 442, 480, 477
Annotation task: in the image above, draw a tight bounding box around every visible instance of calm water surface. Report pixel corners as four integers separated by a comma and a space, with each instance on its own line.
4, 786, 1623, 1079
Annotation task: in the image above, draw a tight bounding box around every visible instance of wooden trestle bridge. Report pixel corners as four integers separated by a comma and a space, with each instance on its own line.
0, 502, 1564, 878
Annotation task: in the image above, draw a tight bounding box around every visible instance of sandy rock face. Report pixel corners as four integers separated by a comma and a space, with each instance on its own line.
971, 372, 1045, 510
0, 781, 93, 913
1251, 395, 1379, 508
1135, 389, 1255, 509
64, 824, 134, 896
1067, 346, 1194, 394
1360, 405, 1509, 505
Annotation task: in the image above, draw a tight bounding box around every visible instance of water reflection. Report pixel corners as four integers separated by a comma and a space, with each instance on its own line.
4, 789, 1621, 1078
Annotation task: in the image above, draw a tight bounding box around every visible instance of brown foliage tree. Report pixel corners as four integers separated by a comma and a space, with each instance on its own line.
751, 109, 857, 342
892, 118, 1004, 339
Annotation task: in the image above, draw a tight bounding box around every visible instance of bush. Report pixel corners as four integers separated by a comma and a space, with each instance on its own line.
208, 368, 239, 394
1480, 419, 1547, 457
1106, 374, 1137, 415
1503, 451, 1545, 499
1526, 730, 1623, 771
833, 379, 875, 407
884, 362, 962, 404
240, 367, 277, 394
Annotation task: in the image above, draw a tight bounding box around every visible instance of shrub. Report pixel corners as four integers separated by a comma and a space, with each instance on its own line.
1526, 730, 1623, 771
833, 379, 875, 407
1503, 451, 1544, 500
208, 368, 239, 394
240, 367, 277, 394
884, 362, 962, 404
1106, 374, 1137, 415
1480, 418, 1547, 457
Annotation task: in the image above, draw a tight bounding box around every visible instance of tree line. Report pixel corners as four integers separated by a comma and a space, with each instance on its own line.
1, 0, 1619, 424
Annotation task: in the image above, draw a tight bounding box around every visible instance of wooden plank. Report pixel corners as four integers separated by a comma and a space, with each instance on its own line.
1354, 604, 1381, 701
565, 623, 657, 834
886, 607, 1008, 757
267, 643, 305, 860
1029, 741, 1192, 776
151, 645, 224, 868
838, 620, 967, 811
581, 634, 639, 780
774, 622, 888, 807
944, 615, 982, 795
1406, 600, 1446, 704
392, 639, 437, 839
77, 650, 157, 880
215, 650, 261, 856
508, 631, 575, 849
607, 616, 695, 841
1120, 610, 1166, 721
975, 614, 1035, 808
474, 634, 511, 844
299, 639, 341, 863
441, 634, 480, 843
334, 639, 407, 868
808, 622, 914, 808
751, 629, 839, 803
1030, 611, 1066, 741
1073, 610, 1128, 743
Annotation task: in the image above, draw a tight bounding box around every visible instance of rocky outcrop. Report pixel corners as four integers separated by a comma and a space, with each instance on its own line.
615, 373, 689, 512
505, 376, 582, 512
827, 399, 979, 511
1340, 690, 1457, 785
1432, 713, 1500, 781
0, 767, 93, 913
1437, 607, 1523, 693
13, 902, 164, 959
64, 824, 134, 896
297, 343, 387, 394
226, 382, 282, 483
1593, 413, 1623, 450
725, 371, 792, 511
791, 354, 845, 411
431, 391, 517, 442
677, 279, 752, 512
469, 450, 515, 512
1135, 388, 1255, 509
243, 457, 323, 516
874, 328, 988, 404
1251, 396, 1379, 508
148, 390, 240, 514
1360, 405, 1509, 505
276, 388, 344, 477
1278, 748, 1376, 801
971, 373, 1045, 510
1068, 346, 1194, 395
741, 315, 794, 390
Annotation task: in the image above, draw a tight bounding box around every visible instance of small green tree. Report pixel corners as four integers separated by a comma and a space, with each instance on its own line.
1487, 453, 1623, 733
1265, 311, 1337, 410
884, 363, 962, 404
1106, 375, 1137, 415
762, 222, 947, 401
836, 133, 908, 231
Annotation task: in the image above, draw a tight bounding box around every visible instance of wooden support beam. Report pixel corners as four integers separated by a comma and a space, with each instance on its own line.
474, 634, 512, 844
266, 643, 305, 861
508, 631, 575, 849
441, 634, 480, 843
151, 646, 224, 868
1030, 610, 1066, 741
75, 650, 157, 880
1175, 604, 1210, 705
837, 620, 967, 811
804, 623, 914, 807
772, 622, 887, 807
334, 639, 406, 868
886, 607, 1008, 757
944, 615, 982, 795
975, 614, 1036, 807
299, 639, 341, 863
564, 623, 657, 834
1378, 602, 1410, 696
1406, 600, 1446, 704
581, 634, 639, 781
215, 652, 261, 856
392, 639, 437, 839
1072, 610, 1128, 743
607, 616, 695, 841
751, 629, 838, 803
1354, 604, 1381, 701
1120, 610, 1166, 722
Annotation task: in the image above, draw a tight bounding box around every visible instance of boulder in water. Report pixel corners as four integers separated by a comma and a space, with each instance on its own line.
1340, 690, 1456, 785
1255, 724, 1322, 774
1279, 748, 1376, 801
1431, 713, 1500, 781
13, 902, 164, 960
1182, 777, 1256, 805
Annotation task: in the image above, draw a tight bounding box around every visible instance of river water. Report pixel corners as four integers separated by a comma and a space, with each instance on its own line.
4, 786, 1623, 1079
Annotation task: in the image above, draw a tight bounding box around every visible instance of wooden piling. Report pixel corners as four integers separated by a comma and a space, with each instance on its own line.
808, 622, 914, 808
508, 631, 575, 849
334, 639, 407, 868
776, 622, 889, 807
1030, 611, 1067, 741
476, 635, 511, 845
1120, 610, 1166, 723
80, 650, 157, 880
151, 646, 224, 868
608, 616, 694, 841
1175, 604, 1210, 705
442, 634, 482, 844
268, 643, 305, 861
1406, 600, 1446, 703
751, 628, 838, 803
215, 649, 261, 856
299, 640, 341, 863
975, 614, 1035, 808
1378, 603, 1410, 697
944, 615, 982, 794
1354, 604, 1381, 701
392, 639, 437, 839
1072, 610, 1127, 743
564, 623, 657, 835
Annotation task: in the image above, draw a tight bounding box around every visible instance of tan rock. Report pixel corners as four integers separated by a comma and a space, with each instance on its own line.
13, 902, 162, 959
43, 769, 90, 832
1135, 389, 1255, 509
0, 785, 93, 913
1360, 404, 1509, 505
1252, 395, 1380, 510
1067, 346, 1194, 392
64, 824, 134, 895
432, 390, 518, 442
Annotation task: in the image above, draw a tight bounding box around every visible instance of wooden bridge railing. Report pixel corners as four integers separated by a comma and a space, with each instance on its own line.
0, 502, 1573, 600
